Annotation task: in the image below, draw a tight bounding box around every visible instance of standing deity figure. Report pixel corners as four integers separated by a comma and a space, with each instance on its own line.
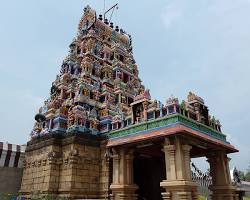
90, 120, 98, 129
135, 106, 143, 123
83, 88, 89, 96
86, 39, 95, 52
67, 107, 75, 127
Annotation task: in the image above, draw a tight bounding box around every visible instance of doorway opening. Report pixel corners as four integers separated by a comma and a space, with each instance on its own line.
134, 143, 166, 200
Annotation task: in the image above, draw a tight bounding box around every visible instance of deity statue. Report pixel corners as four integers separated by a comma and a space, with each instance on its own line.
90, 120, 98, 129
86, 39, 95, 52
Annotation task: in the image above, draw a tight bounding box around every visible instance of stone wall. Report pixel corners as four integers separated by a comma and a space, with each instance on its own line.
0, 142, 26, 194
20, 133, 110, 199
0, 167, 23, 194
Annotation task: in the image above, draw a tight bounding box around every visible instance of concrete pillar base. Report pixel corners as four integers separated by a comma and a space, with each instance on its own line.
210, 185, 238, 200
110, 184, 138, 200
160, 180, 198, 200
177, 191, 191, 200
162, 192, 171, 200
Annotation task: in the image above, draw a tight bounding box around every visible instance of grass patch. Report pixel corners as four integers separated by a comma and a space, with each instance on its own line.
198, 195, 206, 200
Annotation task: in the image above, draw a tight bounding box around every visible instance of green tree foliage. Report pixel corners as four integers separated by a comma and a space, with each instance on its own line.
244, 165, 250, 181
245, 171, 250, 182
238, 170, 246, 181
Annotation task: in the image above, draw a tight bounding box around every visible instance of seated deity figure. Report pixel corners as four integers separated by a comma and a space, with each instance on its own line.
135, 106, 143, 123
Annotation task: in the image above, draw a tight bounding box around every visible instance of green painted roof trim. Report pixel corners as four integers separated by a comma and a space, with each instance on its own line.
108, 114, 227, 142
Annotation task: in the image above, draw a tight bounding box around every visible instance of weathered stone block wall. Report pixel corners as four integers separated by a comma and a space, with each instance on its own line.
20, 134, 110, 199
58, 143, 101, 199
20, 144, 61, 194
0, 167, 23, 194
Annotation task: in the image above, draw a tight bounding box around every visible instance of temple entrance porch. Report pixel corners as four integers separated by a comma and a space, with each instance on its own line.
134, 143, 166, 200
108, 132, 238, 200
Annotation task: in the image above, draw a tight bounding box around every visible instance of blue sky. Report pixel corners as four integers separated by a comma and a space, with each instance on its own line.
0, 0, 250, 171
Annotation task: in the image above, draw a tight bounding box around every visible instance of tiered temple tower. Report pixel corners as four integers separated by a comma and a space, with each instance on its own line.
20, 6, 239, 200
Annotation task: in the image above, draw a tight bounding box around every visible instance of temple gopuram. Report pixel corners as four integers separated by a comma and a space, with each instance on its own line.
20, 6, 239, 200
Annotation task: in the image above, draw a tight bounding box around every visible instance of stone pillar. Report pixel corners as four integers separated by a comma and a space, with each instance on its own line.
160, 137, 198, 200
48, 118, 54, 130
118, 93, 121, 104
99, 144, 111, 199
182, 145, 192, 180
207, 151, 238, 200
143, 101, 148, 121
110, 148, 138, 200
60, 89, 64, 99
